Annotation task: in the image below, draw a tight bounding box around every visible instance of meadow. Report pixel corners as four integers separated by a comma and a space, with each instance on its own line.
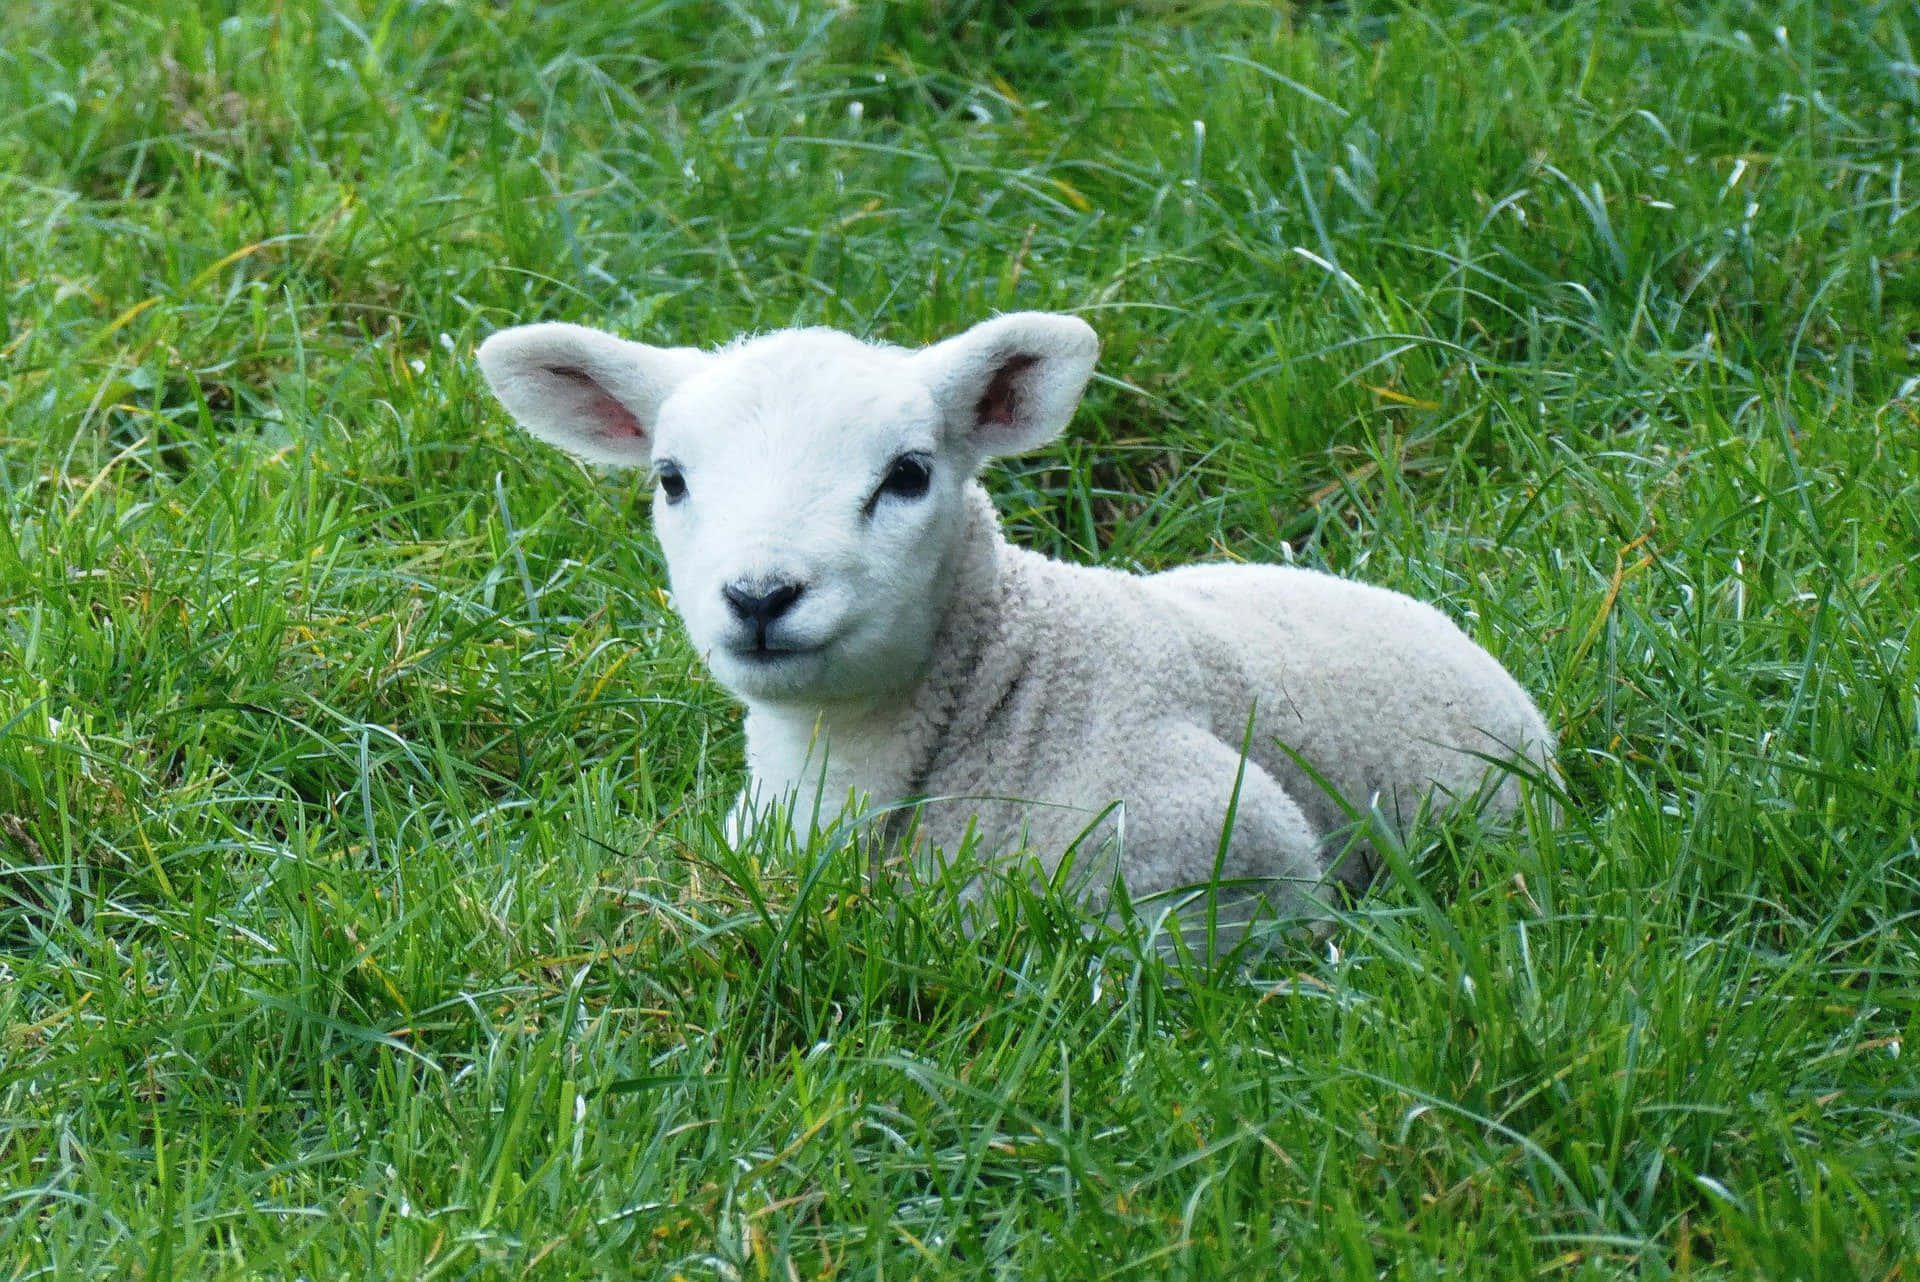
1, 0, 1916, 1276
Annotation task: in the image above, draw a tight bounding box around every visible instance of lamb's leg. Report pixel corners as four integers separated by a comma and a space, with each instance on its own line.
1104, 723, 1333, 954
723, 788, 754, 847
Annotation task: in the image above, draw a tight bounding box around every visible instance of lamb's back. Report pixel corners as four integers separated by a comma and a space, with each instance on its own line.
1139, 561, 1552, 846
914, 547, 1548, 885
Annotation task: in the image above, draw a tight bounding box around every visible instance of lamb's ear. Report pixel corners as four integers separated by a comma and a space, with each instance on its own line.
912, 312, 1099, 460
475, 322, 709, 467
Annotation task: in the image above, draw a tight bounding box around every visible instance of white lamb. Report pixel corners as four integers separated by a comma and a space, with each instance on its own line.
476, 311, 1554, 942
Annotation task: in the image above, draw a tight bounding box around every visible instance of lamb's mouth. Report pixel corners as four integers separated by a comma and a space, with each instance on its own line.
730, 641, 824, 665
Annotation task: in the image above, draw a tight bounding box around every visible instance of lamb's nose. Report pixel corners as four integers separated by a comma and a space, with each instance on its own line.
723, 581, 805, 628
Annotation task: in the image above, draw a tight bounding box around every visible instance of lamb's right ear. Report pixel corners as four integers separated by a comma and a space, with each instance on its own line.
912, 312, 1099, 460
475, 322, 709, 467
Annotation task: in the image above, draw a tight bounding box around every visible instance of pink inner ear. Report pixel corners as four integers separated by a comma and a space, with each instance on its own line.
975, 353, 1039, 427
551, 365, 645, 440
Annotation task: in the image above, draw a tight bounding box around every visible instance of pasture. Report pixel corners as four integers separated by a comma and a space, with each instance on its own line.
1, 0, 1916, 1276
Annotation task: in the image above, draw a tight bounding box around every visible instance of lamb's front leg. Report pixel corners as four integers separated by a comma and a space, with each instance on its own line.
723, 788, 754, 847
722, 782, 840, 849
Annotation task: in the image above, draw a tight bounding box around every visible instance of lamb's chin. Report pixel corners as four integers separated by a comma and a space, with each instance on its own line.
713, 639, 923, 707
709, 646, 841, 704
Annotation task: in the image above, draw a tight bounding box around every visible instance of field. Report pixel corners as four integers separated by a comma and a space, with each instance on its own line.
2, 0, 1917, 1276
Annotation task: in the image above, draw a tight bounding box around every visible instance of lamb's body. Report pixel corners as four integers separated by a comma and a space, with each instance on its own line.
475, 309, 1554, 944
747, 486, 1551, 920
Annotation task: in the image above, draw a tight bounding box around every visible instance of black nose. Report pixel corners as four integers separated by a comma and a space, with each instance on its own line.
723, 581, 805, 629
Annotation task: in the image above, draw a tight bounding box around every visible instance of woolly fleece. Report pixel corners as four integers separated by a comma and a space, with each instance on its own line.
476, 312, 1555, 940
747, 485, 1553, 927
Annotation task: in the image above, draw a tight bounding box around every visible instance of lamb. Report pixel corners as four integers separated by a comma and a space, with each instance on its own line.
476, 311, 1555, 945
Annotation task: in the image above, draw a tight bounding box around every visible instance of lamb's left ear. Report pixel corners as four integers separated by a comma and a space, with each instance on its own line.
475, 322, 710, 467
912, 312, 1099, 460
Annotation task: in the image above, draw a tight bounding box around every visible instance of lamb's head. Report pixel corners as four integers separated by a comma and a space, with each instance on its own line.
476, 312, 1099, 704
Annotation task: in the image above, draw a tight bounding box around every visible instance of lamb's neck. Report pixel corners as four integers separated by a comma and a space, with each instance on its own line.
743, 483, 1009, 817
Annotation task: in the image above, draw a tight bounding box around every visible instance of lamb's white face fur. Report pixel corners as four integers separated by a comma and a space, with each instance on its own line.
476, 312, 1099, 705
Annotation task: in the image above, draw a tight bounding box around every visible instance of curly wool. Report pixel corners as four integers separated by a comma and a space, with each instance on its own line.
744, 484, 1554, 925
476, 310, 1554, 942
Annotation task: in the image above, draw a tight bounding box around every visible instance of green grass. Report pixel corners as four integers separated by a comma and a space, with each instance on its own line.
2, 0, 1917, 1276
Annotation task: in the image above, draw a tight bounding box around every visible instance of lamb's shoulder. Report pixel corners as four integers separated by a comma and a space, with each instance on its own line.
912, 550, 1194, 793
917, 549, 1338, 915
990, 546, 1211, 721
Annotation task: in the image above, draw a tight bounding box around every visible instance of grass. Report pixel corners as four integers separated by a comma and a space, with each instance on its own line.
1, 0, 1916, 1275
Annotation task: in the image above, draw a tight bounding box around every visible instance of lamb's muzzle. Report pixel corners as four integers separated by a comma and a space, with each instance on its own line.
475, 310, 1556, 950
724, 581, 805, 629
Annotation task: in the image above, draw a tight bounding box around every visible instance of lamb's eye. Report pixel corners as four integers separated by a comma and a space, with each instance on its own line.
878, 454, 932, 501
656, 464, 688, 504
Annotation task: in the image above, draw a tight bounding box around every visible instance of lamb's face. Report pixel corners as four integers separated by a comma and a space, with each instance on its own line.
646, 334, 966, 702
476, 312, 1099, 707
